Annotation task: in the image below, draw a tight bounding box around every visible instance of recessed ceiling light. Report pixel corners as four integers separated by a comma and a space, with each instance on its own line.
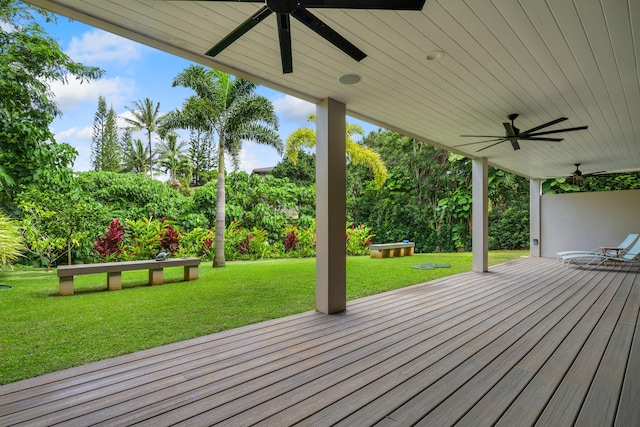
338, 74, 361, 85
426, 50, 445, 61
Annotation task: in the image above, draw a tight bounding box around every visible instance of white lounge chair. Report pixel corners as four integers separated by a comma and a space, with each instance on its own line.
563, 238, 640, 267
557, 233, 639, 263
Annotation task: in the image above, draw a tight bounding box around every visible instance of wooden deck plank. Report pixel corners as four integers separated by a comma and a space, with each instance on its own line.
616, 271, 640, 426
333, 268, 604, 427
211, 264, 578, 425
455, 269, 628, 426
88, 262, 547, 426
496, 267, 635, 426
0, 258, 637, 427
412, 269, 622, 426
575, 270, 640, 426
535, 267, 635, 426
320, 266, 593, 426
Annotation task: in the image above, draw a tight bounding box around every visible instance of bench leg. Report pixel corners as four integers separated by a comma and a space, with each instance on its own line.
149, 268, 164, 285
59, 277, 74, 296
370, 249, 382, 259
107, 272, 122, 291
184, 265, 198, 281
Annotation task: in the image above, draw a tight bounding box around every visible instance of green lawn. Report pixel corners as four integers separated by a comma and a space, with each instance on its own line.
0, 251, 527, 385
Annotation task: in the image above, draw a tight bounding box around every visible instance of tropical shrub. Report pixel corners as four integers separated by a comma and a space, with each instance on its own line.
16, 187, 107, 266
76, 171, 190, 223
94, 218, 125, 260
346, 222, 374, 256
159, 224, 181, 254
282, 222, 316, 258
489, 203, 529, 250
0, 213, 23, 268
122, 217, 166, 260
20, 215, 66, 271
192, 182, 217, 228
283, 224, 299, 253
224, 221, 277, 260
174, 227, 214, 259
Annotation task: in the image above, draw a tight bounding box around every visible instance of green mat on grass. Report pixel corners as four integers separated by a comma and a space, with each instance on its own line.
410, 263, 451, 270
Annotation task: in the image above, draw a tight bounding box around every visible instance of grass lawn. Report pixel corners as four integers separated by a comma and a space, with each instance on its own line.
0, 251, 527, 385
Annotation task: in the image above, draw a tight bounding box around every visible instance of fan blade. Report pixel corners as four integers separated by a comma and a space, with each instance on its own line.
522, 137, 564, 142
454, 139, 503, 147
520, 117, 568, 134
301, 0, 426, 10
526, 126, 589, 137
510, 140, 520, 150
292, 8, 366, 61
476, 140, 507, 152
584, 171, 606, 177
459, 135, 505, 138
503, 122, 516, 137
158, 0, 262, 2
206, 6, 272, 57
276, 13, 293, 73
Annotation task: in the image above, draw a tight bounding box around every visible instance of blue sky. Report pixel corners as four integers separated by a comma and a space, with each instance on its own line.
39, 14, 378, 174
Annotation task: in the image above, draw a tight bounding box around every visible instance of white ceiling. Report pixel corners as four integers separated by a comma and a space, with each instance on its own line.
27, 0, 640, 179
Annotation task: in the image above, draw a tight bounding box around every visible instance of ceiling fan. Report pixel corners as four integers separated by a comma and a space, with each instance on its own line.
183, 0, 427, 73
570, 163, 605, 184
456, 114, 588, 152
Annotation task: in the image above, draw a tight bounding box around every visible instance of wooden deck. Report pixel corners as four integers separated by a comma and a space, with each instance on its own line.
1, 257, 639, 426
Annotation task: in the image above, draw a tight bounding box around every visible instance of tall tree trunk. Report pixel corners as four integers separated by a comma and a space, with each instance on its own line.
213, 144, 226, 267
148, 131, 153, 179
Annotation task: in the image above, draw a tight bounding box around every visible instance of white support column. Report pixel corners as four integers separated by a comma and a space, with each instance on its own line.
315, 98, 346, 314
530, 178, 542, 257
472, 158, 488, 272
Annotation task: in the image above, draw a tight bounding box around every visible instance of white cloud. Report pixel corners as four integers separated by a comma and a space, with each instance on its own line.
66, 29, 143, 65
238, 141, 282, 173
272, 95, 315, 122
54, 125, 92, 144
50, 76, 134, 111
76, 126, 94, 141
54, 126, 94, 171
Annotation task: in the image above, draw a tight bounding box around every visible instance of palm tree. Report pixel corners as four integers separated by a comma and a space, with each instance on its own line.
285, 114, 387, 189
157, 132, 192, 188
121, 137, 150, 174
124, 98, 162, 178
161, 65, 281, 267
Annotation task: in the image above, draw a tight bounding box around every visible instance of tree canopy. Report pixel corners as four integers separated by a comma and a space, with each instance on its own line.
284, 114, 387, 189
0, 0, 103, 206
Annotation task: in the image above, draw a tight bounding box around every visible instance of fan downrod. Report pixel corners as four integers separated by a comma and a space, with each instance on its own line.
507, 113, 519, 122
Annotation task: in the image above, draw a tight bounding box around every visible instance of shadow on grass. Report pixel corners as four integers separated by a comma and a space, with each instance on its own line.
48, 277, 188, 297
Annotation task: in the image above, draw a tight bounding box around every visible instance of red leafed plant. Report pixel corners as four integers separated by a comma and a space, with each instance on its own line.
283, 229, 298, 252
237, 235, 253, 254
94, 219, 125, 258
159, 225, 180, 254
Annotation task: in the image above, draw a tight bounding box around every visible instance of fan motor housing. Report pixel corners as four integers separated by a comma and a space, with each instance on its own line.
267, 0, 300, 13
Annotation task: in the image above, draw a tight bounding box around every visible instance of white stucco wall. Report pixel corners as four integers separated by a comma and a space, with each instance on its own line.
540, 189, 640, 258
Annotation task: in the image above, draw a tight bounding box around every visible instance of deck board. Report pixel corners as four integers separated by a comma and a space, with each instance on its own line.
0, 257, 638, 427
575, 270, 640, 426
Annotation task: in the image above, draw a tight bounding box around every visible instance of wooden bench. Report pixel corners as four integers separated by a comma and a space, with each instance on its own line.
369, 242, 415, 259
56, 257, 201, 296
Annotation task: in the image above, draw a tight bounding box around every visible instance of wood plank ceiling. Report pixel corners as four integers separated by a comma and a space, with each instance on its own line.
26, 0, 640, 179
